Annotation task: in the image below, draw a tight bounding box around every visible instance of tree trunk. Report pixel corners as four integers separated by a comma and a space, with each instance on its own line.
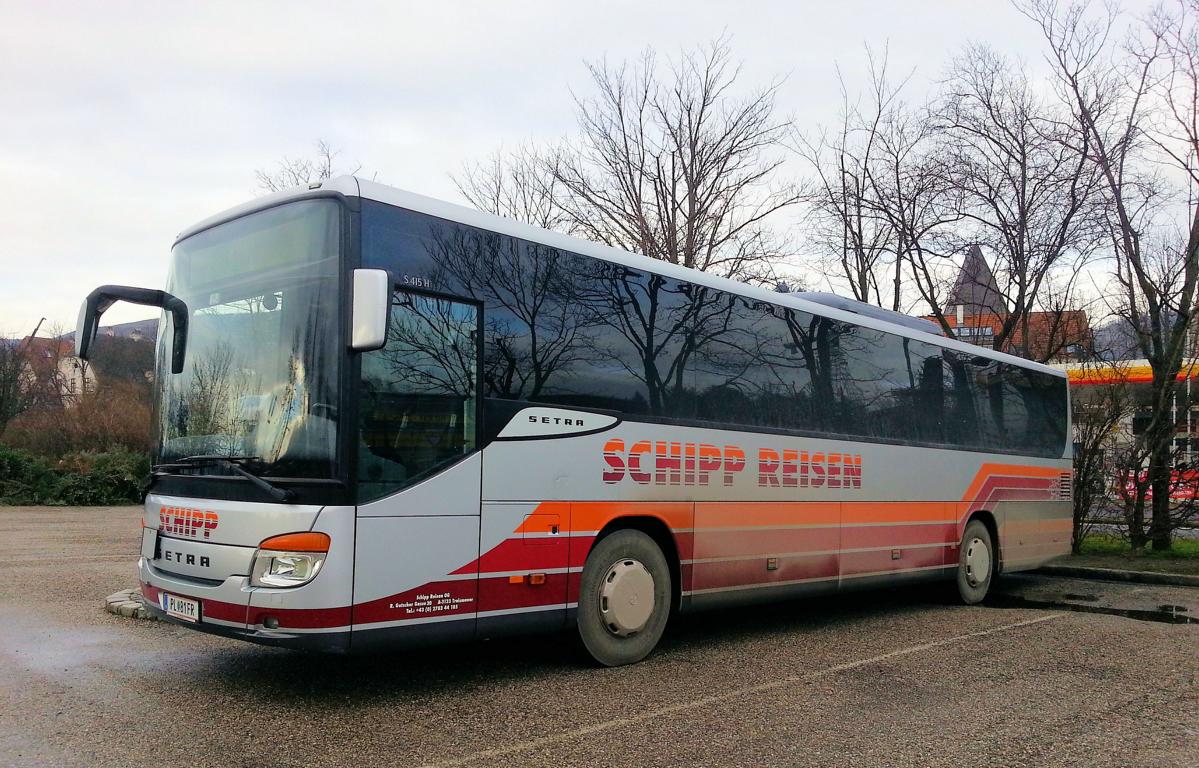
1127, 486, 1148, 551
1149, 438, 1174, 551
1071, 486, 1087, 555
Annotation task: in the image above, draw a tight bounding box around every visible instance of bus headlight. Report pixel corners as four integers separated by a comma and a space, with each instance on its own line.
250, 532, 330, 588
251, 550, 326, 587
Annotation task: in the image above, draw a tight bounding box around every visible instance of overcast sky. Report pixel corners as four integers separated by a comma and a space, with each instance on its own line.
0, 0, 1151, 334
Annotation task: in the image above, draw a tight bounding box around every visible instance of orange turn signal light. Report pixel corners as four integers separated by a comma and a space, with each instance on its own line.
258, 532, 331, 553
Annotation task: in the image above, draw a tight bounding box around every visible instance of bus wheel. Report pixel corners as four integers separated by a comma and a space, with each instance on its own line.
576, 529, 671, 667
956, 519, 994, 604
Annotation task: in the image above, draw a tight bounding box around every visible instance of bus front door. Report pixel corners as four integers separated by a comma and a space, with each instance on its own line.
351, 290, 484, 651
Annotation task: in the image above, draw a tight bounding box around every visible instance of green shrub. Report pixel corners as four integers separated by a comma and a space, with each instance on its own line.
60, 450, 149, 504
0, 446, 149, 505
0, 447, 61, 504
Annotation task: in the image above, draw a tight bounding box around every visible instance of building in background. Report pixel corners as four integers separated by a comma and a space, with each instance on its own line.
16, 336, 96, 408
1053, 358, 1199, 472
925, 245, 1092, 363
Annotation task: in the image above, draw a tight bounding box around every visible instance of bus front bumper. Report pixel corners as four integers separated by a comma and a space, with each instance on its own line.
138, 558, 350, 653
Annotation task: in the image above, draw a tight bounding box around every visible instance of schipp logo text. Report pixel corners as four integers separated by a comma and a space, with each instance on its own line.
158, 506, 219, 539
602, 439, 862, 489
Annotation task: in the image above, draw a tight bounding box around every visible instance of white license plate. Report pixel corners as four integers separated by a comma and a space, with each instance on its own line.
160, 592, 200, 623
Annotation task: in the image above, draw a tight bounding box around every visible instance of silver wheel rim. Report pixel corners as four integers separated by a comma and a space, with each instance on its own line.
599, 558, 655, 637
964, 536, 991, 587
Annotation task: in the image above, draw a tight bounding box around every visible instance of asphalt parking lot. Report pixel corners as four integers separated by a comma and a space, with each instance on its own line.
1, 506, 1196, 768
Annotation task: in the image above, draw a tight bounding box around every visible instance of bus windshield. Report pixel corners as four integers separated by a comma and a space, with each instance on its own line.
154, 199, 342, 478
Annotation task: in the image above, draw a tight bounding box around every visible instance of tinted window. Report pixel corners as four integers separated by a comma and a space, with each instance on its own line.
358, 292, 480, 502
361, 201, 444, 289
943, 351, 1066, 456
694, 300, 835, 433
360, 201, 1067, 458
836, 324, 945, 444
540, 261, 697, 419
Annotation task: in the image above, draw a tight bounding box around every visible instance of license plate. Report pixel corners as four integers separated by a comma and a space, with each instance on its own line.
160, 592, 200, 623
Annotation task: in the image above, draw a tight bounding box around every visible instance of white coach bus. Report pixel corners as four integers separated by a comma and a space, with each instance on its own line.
77, 177, 1072, 665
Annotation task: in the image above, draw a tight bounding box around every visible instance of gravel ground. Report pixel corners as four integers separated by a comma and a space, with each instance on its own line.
1, 505, 1196, 768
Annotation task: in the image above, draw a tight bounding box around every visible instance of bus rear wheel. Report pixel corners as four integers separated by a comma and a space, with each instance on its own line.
955, 519, 995, 604
576, 529, 671, 666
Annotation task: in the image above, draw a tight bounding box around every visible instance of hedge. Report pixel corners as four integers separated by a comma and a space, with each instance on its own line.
0, 447, 149, 505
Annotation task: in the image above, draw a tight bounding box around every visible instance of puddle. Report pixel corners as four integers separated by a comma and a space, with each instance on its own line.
989, 594, 1195, 624
0, 605, 210, 679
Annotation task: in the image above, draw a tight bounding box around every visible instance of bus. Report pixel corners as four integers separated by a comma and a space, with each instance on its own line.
76, 177, 1073, 665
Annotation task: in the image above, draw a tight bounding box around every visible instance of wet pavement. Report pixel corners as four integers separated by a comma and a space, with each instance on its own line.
1, 506, 1196, 768
994, 573, 1198, 624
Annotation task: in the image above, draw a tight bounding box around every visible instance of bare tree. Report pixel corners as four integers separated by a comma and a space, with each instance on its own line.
452, 38, 800, 419
926, 44, 1101, 351
1027, 270, 1099, 362
1024, 0, 1199, 549
1070, 366, 1132, 552
868, 93, 962, 317
0, 336, 31, 433
549, 37, 799, 281
793, 48, 900, 306
255, 139, 362, 194
452, 144, 569, 231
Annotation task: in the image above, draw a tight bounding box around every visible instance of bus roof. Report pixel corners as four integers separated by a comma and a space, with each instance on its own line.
177, 175, 1065, 379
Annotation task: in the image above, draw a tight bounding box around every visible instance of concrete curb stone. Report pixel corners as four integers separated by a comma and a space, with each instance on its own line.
1036, 564, 1199, 588
104, 588, 158, 621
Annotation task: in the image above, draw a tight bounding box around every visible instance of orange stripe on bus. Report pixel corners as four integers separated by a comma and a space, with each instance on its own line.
513, 501, 692, 534
841, 501, 954, 525
961, 463, 1062, 502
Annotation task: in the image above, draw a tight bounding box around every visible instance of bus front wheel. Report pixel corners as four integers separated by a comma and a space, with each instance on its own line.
576, 529, 671, 666
956, 519, 995, 604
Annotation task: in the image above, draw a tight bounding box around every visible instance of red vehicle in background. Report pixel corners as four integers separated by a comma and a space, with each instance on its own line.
1118, 468, 1199, 502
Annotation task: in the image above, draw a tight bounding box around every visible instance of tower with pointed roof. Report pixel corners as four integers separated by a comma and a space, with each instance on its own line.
947, 245, 1007, 320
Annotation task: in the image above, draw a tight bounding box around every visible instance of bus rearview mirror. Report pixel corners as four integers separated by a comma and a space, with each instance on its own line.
351, 269, 390, 352
76, 285, 189, 373
75, 298, 97, 359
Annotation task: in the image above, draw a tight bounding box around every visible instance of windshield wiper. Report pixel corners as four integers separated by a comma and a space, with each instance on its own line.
152, 455, 296, 503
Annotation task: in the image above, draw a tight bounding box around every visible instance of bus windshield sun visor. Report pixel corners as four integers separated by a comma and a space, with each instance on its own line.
76, 285, 189, 373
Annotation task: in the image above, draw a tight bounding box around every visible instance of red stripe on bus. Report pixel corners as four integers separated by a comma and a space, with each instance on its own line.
247, 605, 352, 630
973, 475, 1054, 498
458, 537, 571, 575
839, 523, 957, 550
352, 579, 478, 625
567, 531, 694, 567
839, 546, 948, 576
477, 573, 569, 612
692, 526, 841, 560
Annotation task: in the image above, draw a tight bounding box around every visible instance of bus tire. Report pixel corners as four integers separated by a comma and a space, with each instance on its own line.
576, 529, 671, 667
956, 519, 994, 604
